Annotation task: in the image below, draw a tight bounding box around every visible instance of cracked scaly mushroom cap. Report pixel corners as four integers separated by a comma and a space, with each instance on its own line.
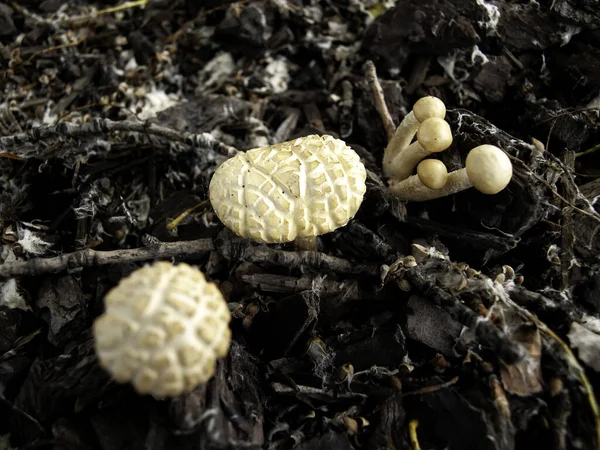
93, 262, 231, 398
209, 135, 367, 243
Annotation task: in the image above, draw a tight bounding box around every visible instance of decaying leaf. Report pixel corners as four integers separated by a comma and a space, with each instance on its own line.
499, 321, 543, 396
568, 322, 600, 372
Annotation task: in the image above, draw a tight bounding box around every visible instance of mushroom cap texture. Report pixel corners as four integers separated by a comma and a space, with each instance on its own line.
416, 118, 453, 153
466, 145, 513, 194
417, 159, 448, 189
209, 134, 367, 243
413, 96, 446, 122
93, 262, 231, 398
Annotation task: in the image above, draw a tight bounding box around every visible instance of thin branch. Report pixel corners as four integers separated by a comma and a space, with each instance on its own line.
364, 60, 395, 142
0, 118, 239, 158
0, 238, 214, 279
575, 142, 600, 159
218, 241, 380, 276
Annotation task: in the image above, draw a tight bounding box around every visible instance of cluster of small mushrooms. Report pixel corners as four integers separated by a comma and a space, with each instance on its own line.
92, 96, 514, 398
383, 96, 513, 201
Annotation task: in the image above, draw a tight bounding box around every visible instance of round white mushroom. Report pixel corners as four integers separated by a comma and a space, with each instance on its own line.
93, 262, 232, 398
389, 159, 449, 200
389, 144, 513, 201
382, 96, 447, 180
209, 134, 367, 244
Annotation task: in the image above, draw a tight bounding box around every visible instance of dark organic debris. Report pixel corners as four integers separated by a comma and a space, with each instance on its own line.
1, 0, 600, 449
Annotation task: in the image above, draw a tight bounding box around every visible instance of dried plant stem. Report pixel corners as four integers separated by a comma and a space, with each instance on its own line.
364, 60, 395, 142
408, 419, 421, 450
217, 241, 379, 276
0, 118, 239, 158
1, 237, 379, 279
0, 238, 214, 279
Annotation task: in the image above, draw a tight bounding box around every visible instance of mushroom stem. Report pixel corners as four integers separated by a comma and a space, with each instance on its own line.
388, 159, 448, 200
382, 111, 420, 178
389, 167, 455, 201
388, 173, 440, 201
387, 140, 435, 182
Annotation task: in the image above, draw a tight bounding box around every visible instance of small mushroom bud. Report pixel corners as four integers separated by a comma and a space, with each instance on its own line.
383, 96, 447, 179
389, 159, 449, 201
385, 117, 453, 182
390, 145, 513, 202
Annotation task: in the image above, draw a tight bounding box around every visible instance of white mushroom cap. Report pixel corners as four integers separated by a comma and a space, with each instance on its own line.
93, 262, 232, 398
417, 159, 448, 189
209, 135, 367, 244
416, 118, 453, 153
413, 96, 447, 122
465, 145, 513, 194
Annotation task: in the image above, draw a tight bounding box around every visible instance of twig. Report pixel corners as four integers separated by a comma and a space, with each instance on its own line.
241, 273, 360, 298
404, 376, 459, 396
575, 142, 600, 159
55, 0, 149, 26
0, 238, 214, 279
339, 79, 354, 138
166, 201, 209, 231
271, 382, 367, 402
364, 60, 395, 142
218, 241, 379, 276
559, 150, 576, 289
0, 118, 239, 158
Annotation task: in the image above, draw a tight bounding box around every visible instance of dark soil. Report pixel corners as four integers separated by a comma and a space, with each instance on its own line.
1, 0, 600, 449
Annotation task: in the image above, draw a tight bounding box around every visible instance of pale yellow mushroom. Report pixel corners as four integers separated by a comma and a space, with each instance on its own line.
382, 96, 447, 180
209, 134, 367, 244
390, 144, 513, 201
417, 159, 449, 189
389, 159, 449, 201
385, 117, 453, 182
93, 262, 232, 399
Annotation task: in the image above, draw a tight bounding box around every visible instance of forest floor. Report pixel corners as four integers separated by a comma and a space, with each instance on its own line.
1, 0, 600, 449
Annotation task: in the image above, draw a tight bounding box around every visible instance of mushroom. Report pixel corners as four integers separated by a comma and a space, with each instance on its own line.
389, 158, 449, 201
209, 134, 367, 245
385, 117, 453, 182
93, 261, 232, 398
389, 145, 512, 201
382, 96, 447, 180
